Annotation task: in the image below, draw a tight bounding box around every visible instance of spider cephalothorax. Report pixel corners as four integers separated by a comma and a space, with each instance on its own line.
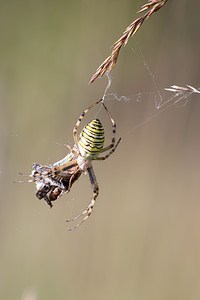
17, 99, 121, 230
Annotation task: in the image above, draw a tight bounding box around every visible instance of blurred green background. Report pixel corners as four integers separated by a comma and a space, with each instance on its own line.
1, 1, 200, 299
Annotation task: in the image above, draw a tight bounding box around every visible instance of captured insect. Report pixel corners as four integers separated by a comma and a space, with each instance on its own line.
16, 99, 121, 230
29, 161, 81, 208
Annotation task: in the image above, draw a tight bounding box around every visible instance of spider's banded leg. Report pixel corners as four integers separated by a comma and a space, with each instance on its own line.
67, 169, 81, 193
99, 102, 118, 155
14, 172, 44, 183
73, 99, 103, 148
50, 159, 78, 176
65, 144, 78, 156
16, 159, 79, 183
31, 160, 79, 179
96, 137, 121, 160
67, 165, 99, 231
16, 172, 51, 183
13, 178, 40, 183
19, 172, 43, 178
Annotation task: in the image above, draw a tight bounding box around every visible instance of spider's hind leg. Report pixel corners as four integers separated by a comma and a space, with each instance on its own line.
66, 165, 99, 231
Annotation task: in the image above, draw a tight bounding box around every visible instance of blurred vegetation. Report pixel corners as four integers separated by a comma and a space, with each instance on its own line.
1, 0, 200, 299
89, 0, 169, 83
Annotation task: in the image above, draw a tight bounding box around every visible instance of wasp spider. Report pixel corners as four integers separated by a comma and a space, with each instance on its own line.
17, 99, 121, 230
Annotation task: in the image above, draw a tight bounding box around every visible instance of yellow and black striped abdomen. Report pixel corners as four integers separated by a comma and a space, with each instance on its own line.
78, 119, 104, 160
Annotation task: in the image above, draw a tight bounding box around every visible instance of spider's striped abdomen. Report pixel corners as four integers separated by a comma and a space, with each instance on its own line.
78, 119, 104, 160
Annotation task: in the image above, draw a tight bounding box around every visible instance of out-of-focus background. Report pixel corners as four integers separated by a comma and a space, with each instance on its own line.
1, 1, 200, 299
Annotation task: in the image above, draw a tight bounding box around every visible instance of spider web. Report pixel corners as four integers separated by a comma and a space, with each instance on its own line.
100, 42, 200, 137
3, 40, 200, 179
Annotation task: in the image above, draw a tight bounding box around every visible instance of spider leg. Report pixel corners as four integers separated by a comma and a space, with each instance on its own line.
95, 137, 121, 160
50, 159, 78, 176
100, 101, 116, 152
67, 168, 81, 193
15, 159, 79, 185
95, 101, 121, 160
27, 159, 79, 180
18, 172, 35, 177
73, 99, 103, 148
16, 163, 52, 182
65, 143, 78, 156
14, 172, 50, 183
13, 172, 44, 183
13, 178, 38, 183
67, 165, 99, 231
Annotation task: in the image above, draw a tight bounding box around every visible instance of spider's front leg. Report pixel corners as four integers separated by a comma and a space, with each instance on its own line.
66, 165, 99, 231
